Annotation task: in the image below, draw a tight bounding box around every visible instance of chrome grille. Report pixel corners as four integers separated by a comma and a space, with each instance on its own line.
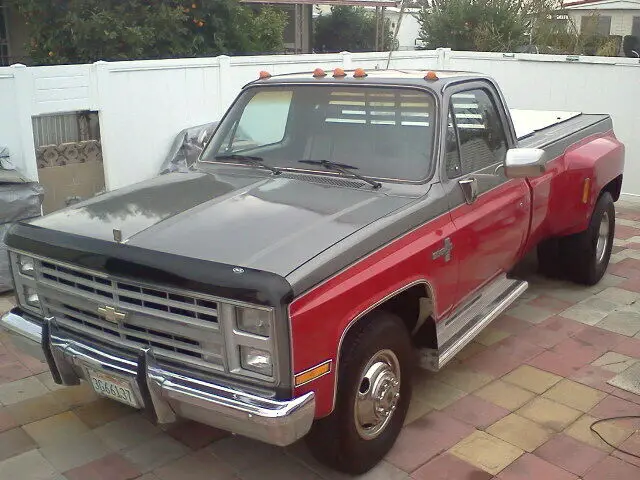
35, 259, 226, 372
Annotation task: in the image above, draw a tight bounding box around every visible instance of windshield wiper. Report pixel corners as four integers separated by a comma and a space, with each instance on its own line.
215, 154, 282, 175
298, 160, 382, 189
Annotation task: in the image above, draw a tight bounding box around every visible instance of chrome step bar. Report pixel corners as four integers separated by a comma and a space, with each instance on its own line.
419, 275, 528, 371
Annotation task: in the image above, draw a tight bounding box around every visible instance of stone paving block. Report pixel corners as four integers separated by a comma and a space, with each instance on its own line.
592, 351, 638, 373
607, 361, 640, 397
433, 364, 495, 393
123, 434, 189, 473
527, 296, 576, 314
564, 414, 634, 452
559, 305, 609, 326
238, 453, 322, 480
475, 380, 536, 411
154, 449, 236, 480
517, 397, 582, 432
491, 315, 533, 335
404, 396, 433, 425
496, 453, 579, 480
0, 405, 17, 433
527, 351, 586, 378
548, 288, 602, 304
443, 394, 509, 429
208, 435, 285, 474
449, 430, 524, 475
73, 398, 136, 429
385, 411, 474, 472
23, 411, 89, 447
463, 349, 525, 377
0, 376, 48, 405
505, 305, 554, 324
94, 414, 160, 451
542, 379, 608, 412
412, 453, 492, 480
454, 341, 486, 361
596, 309, 640, 336
6, 392, 66, 426
0, 450, 58, 480
64, 453, 141, 480
551, 338, 608, 367
569, 364, 617, 393
590, 394, 640, 418
474, 328, 511, 346
486, 413, 554, 452
413, 378, 467, 410
534, 434, 608, 477
614, 336, 640, 358
50, 383, 98, 409
0, 427, 36, 462
35, 372, 65, 392
39, 430, 109, 472
502, 365, 562, 394
594, 287, 640, 305
582, 455, 640, 479
613, 432, 640, 468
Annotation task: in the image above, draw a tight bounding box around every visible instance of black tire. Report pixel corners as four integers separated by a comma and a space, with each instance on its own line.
304, 311, 413, 475
561, 192, 615, 285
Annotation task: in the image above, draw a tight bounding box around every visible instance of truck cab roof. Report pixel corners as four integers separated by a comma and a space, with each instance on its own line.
249, 69, 490, 89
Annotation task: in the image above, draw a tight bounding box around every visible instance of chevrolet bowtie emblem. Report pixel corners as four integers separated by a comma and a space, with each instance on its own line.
97, 305, 127, 323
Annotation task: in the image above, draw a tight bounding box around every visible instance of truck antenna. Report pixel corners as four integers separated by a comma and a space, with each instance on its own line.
385, 0, 406, 69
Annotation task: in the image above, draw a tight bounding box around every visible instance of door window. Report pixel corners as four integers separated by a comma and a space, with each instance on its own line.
445, 110, 462, 178
449, 89, 507, 175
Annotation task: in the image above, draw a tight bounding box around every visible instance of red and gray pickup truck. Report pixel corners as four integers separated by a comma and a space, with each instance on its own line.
1, 68, 625, 474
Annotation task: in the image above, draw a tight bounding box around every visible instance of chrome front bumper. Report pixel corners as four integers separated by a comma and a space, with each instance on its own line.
0, 308, 315, 447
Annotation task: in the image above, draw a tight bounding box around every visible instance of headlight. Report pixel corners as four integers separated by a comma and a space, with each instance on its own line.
18, 255, 35, 277
236, 308, 271, 337
24, 286, 41, 310
240, 346, 273, 376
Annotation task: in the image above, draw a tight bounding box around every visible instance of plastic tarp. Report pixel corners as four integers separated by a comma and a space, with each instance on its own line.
1, 151, 44, 292
160, 121, 219, 174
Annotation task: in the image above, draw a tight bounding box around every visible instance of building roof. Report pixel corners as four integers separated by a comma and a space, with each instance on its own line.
563, 0, 640, 10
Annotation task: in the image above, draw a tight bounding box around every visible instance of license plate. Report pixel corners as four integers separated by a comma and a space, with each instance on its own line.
87, 369, 140, 408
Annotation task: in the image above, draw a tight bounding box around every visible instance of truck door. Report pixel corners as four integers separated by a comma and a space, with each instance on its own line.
442, 84, 530, 308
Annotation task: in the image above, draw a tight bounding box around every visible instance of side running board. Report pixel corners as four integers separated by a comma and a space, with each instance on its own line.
419, 275, 528, 371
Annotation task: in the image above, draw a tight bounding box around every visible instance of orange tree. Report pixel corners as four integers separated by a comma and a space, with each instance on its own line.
10, 0, 286, 64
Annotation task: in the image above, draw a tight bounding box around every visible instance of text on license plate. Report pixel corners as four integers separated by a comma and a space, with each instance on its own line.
87, 369, 140, 408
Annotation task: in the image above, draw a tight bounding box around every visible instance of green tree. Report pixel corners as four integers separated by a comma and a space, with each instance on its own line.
10, 0, 286, 65
313, 6, 395, 53
415, 0, 560, 52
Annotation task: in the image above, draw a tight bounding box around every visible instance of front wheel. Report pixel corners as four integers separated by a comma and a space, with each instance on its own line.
561, 191, 615, 285
304, 311, 413, 474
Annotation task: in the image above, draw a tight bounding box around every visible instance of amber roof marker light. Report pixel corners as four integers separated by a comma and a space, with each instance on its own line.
258, 70, 271, 79
424, 71, 439, 81
333, 67, 346, 78
312, 68, 327, 78
353, 68, 368, 78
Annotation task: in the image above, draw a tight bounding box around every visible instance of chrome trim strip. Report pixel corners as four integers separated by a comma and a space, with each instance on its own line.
0, 309, 314, 447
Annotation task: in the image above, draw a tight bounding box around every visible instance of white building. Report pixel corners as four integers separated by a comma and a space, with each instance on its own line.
564, 0, 640, 37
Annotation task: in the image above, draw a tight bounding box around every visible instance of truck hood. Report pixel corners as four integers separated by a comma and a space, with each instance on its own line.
28, 171, 413, 276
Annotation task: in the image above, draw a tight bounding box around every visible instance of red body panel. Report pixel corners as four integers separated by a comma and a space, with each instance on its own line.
289, 131, 624, 419
448, 179, 531, 306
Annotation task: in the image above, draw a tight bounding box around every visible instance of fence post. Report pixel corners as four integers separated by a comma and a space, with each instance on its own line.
10, 64, 38, 182
436, 48, 452, 70
217, 55, 231, 117
341, 51, 353, 70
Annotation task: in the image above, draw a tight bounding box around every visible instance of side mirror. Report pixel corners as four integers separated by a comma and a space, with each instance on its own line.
504, 148, 546, 178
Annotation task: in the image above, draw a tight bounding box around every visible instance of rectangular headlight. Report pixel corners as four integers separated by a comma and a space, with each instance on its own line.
236, 308, 271, 337
17, 254, 35, 277
239, 346, 273, 377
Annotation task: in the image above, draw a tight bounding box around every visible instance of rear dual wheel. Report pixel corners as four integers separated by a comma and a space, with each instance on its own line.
537, 192, 615, 285
305, 311, 412, 475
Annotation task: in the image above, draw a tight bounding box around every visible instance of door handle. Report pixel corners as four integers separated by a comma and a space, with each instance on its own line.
458, 178, 478, 205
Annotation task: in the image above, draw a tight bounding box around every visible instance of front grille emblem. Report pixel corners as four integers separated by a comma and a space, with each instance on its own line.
98, 305, 127, 324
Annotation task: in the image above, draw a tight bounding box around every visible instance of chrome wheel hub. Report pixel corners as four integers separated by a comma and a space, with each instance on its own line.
354, 350, 401, 440
596, 211, 610, 264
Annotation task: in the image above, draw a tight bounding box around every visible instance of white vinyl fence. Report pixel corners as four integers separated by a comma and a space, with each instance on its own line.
1, 49, 639, 194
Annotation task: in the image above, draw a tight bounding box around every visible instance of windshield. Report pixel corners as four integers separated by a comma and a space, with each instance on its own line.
200, 85, 437, 182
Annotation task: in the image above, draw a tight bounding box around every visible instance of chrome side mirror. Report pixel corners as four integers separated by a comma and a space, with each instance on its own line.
504, 148, 546, 178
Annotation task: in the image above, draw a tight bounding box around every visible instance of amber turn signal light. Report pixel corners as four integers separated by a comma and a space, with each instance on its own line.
312, 67, 327, 78
294, 360, 332, 387
258, 70, 271, 79
353, 68, 368, 78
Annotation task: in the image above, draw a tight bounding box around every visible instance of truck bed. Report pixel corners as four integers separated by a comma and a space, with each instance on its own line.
512, 109, 611, 150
